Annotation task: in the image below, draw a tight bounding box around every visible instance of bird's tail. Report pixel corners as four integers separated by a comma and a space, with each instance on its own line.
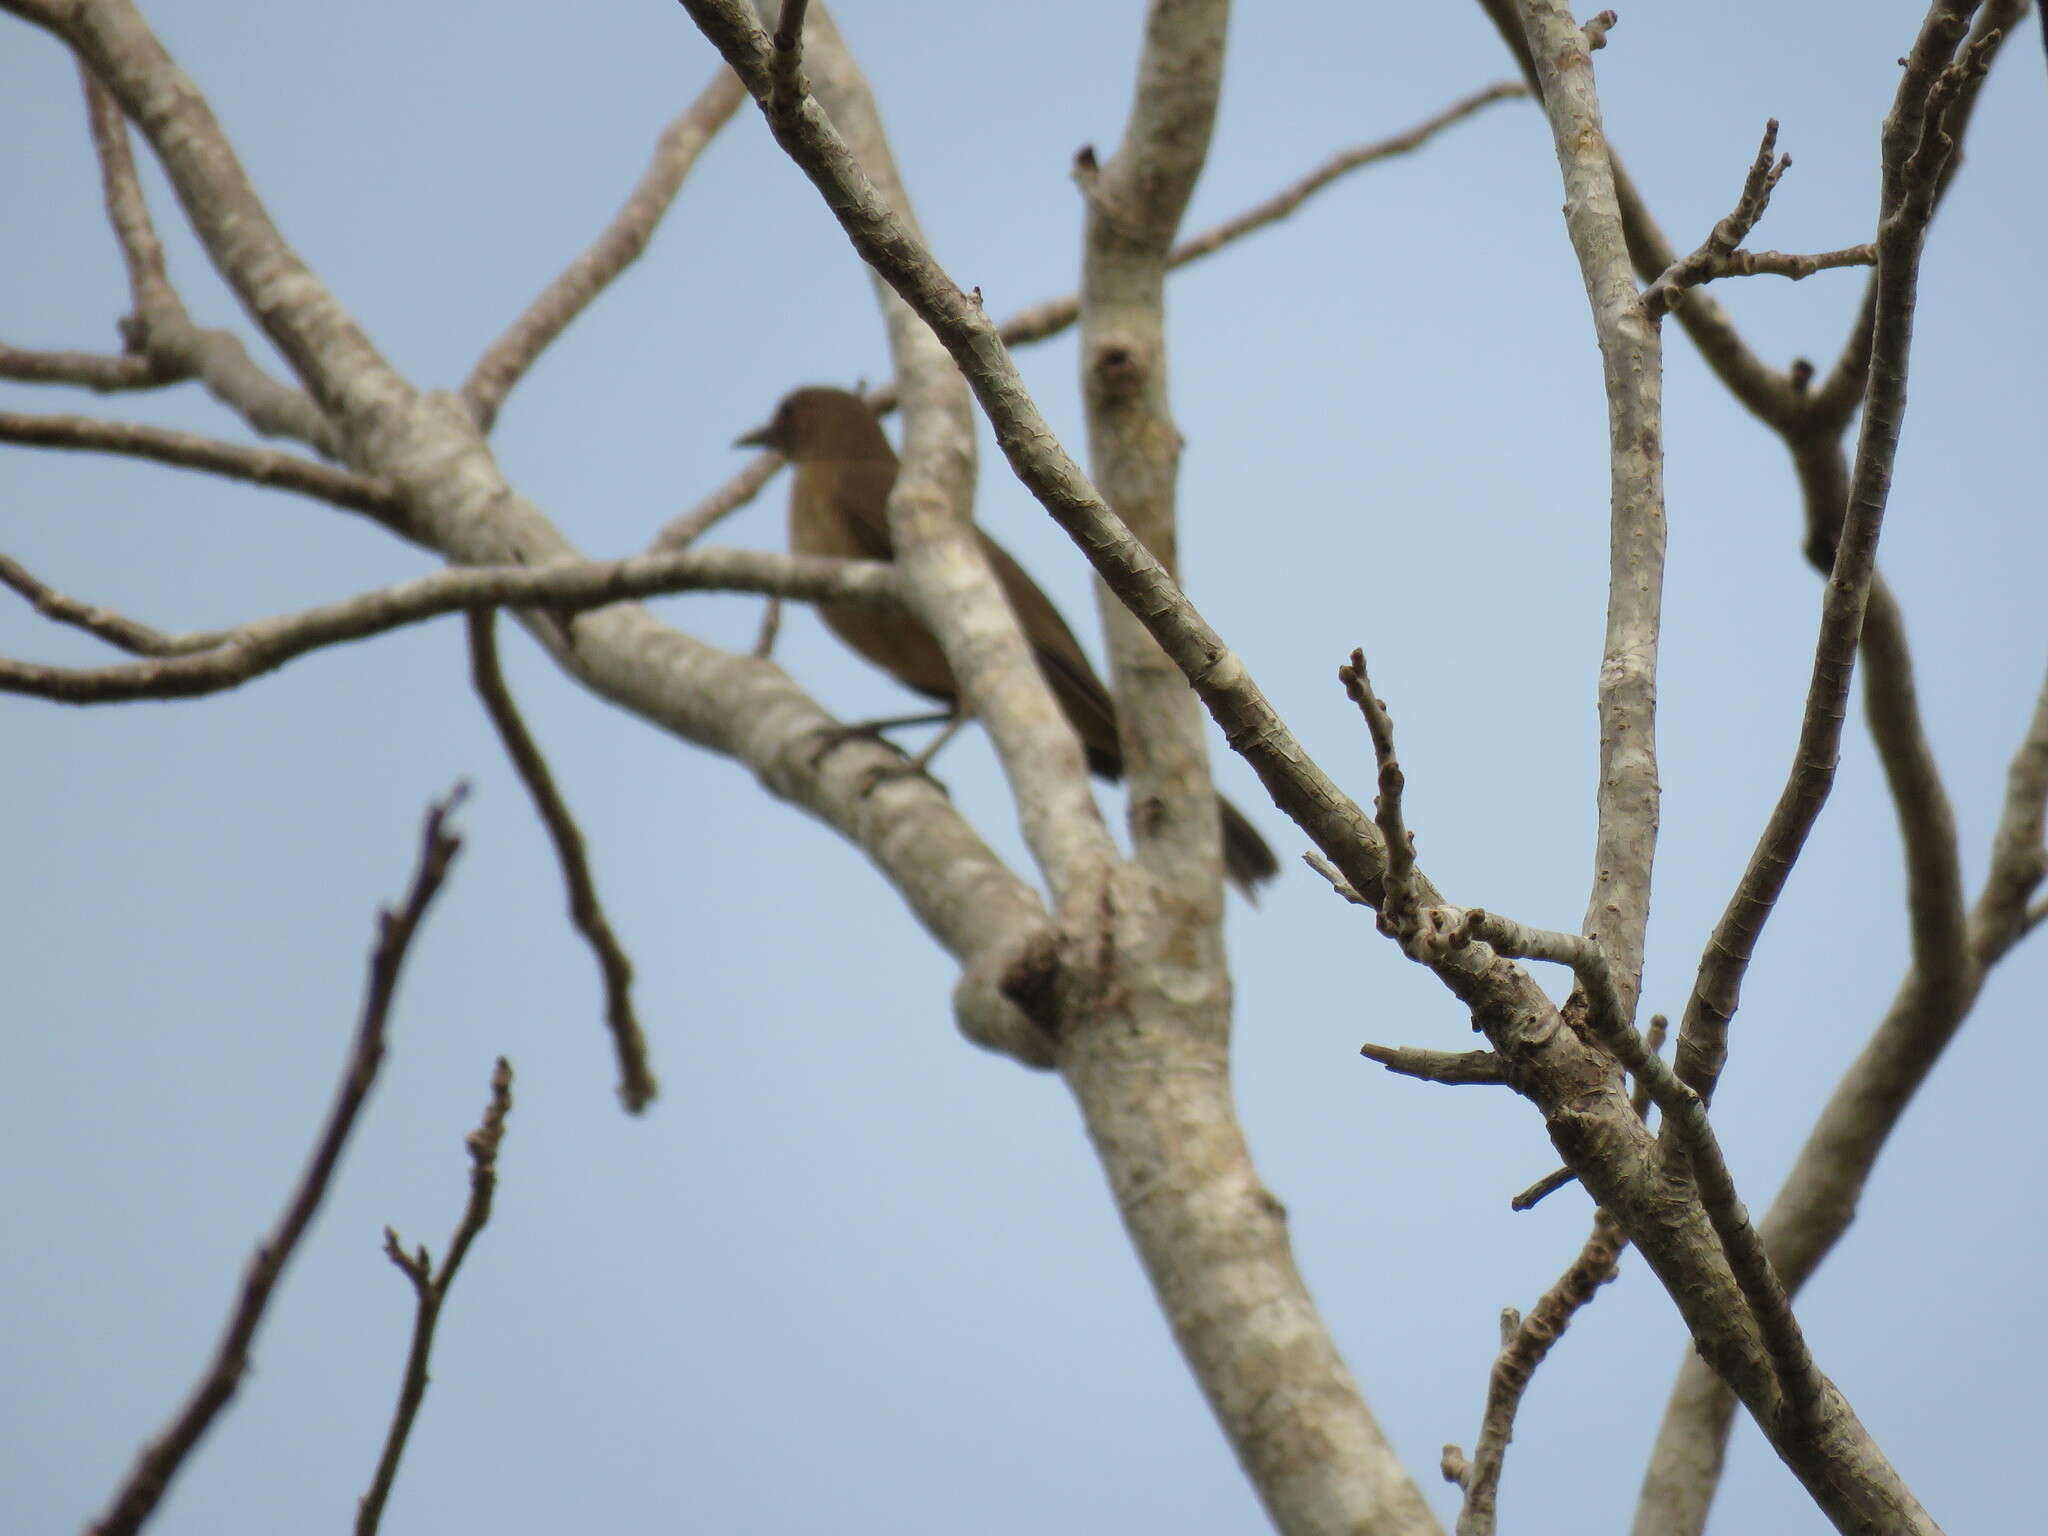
1218, 793, 1279, 902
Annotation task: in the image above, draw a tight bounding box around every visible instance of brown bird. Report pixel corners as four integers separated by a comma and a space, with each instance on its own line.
738, 386, 1278, 899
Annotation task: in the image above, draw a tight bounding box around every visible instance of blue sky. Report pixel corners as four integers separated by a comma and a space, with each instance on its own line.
4, 3, 2043, 1532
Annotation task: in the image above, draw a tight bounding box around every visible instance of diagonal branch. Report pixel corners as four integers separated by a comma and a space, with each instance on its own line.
72, 64, 339, 452
1672, 3, 1997, 1114
0, 546, 901, 704
85, 788, 468, 1536
462, 68, 746, 430
467, 613, 656, 1112
1469, 913, 1824, 1425
0, 409, 412, 535
1513, 0, 1667, 1027
1445, 1209, 1627, 1536
356, 1056, 514, 1536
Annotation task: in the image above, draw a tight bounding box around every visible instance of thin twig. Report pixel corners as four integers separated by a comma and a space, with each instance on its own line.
1509, 1167, 1578, 1212
357, 1056, 514, 1536
86, 789, 469, 1536
751, 594, 783, 657
79, 60, 175, 321
0, 410, 409, 535
1302, 849, 1369, 905
462, 69, 746, 430
467, 613, 655, 1112
649, 447, 786, 551
1446, 1209, 1628, 1535
0, 546, 901, 705
0, 553, 188, 655
1338, 648, 1415, 912
1643, 121, 1793, 318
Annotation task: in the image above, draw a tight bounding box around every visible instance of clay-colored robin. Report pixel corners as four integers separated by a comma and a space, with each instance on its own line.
738, 386, 1277, 898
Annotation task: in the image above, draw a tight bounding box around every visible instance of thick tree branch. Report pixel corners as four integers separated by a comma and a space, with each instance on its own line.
1077, 0, 1236, 913
1514, 0, 1666, 1028
0, 547, 901, 704
85, 789, 467, 1536
357, 1056, 514, 1536
462, 69, 746, 430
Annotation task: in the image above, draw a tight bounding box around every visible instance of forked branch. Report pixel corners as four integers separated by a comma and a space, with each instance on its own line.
86, 789, 468, 1536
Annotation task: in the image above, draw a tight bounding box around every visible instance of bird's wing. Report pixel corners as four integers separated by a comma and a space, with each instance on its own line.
827, 460, 900, 561
977, 530, 1125, 780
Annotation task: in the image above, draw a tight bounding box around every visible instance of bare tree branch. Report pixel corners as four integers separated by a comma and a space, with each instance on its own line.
1972, 663, 2048, 961
1641, 122, 1874, 317
1860, 577, 1970, 992
0, 547, 900, 704
1446, 1209, 1627, 1536
357, 1055, 514, 1536
0, 409, 412, 534
1076, 0, 1237, 908
0, 342, 181, 391
1465, 909, 1823, 1425
462, 69, 746, 430
85, 788, 468, 1536
1513, 0, 1667, 1029
0, 552, 191, 655
1358, 1042, 1506, 1086
14, 0, 1069, 1079
467, 612, 656, 1112
1673, 3, 1996, 1114
70, 63, 341, 452
1507, 1015, 1666, 1212
1509, 1166, 1579, 1212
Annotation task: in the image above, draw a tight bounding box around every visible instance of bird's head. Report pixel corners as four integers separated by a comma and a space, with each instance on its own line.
735, 386, 890, 461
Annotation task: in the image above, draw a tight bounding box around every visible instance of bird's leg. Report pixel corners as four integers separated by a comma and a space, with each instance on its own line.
752, 596, 783, 657
808, 708, 972, 797
806, 709, 955, 768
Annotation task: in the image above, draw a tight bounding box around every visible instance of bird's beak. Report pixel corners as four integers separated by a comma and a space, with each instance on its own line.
734, 420, 776, 450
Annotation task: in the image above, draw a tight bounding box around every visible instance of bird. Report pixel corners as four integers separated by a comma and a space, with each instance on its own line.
737, 385, 1278, 899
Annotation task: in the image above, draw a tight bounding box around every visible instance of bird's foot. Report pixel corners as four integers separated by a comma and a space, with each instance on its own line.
804, 721, 952, 799
854, 755, 952, 801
